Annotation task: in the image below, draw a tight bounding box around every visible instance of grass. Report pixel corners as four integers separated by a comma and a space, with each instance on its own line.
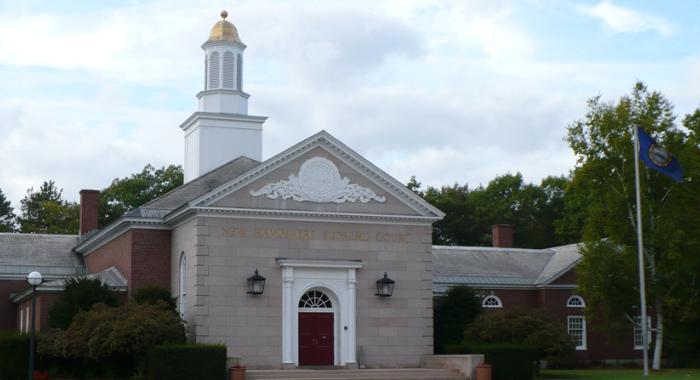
540, 369, 700, 380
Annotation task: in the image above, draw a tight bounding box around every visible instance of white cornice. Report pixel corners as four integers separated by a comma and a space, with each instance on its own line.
178, 111, 268, 132
201, 40, 246, 50
434, 283, 577, 291
170, 206, 439, 225
189, 130, 445, 219
73, 218, 170, 256
276, 258, 365, 269
196, 89, 250, 99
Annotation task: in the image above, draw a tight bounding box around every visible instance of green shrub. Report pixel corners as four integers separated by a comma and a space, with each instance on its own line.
433, 285, 482, 353
473, 344, 539, 380
39, 302, 185, 379
133, 286, 177, 313
0, 332, 29, 380
48, 277, 120, 329
147, 344, 226, 380
465, 309, 575, 360
443, 342, 473, 354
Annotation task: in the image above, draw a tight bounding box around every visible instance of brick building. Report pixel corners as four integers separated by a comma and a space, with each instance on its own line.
433, 224, 648, 362
0, 11, 646, 369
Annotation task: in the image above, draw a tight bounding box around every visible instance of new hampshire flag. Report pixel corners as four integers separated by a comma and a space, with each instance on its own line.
637, 127, 683, 182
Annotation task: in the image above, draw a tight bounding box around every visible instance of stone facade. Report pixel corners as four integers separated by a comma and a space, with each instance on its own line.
172, 215, 433, 368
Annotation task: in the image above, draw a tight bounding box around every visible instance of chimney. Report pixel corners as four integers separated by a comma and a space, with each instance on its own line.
79, 190, 100, 235
492, 224, 513, 248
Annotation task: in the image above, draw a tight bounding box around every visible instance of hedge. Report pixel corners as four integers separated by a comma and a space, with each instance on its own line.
0, 332, 29, 380
473, 344, 539, 380
443, 342, 473, 354
147, 344, 227, 380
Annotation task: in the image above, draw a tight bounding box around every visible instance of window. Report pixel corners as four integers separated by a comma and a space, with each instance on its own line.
208, 51, 220, 89
223, 51, 234, 88
634, 316, 652, 350
179, 252, 187, 318
567, 316, 587, 350
482, 295, 503, 308
567, 295, 586, 308
299, 290, 332, 309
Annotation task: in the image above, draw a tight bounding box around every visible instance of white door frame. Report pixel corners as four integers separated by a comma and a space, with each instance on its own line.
277, 259, 364, 367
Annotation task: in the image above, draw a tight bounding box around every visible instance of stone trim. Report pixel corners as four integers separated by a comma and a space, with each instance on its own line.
277, 258, 364, 269
278, 261, 360, 367
167, 206, 438, 226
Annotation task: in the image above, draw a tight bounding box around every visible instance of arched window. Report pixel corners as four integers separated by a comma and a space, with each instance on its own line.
204, 55, 208, 89
208, 51, 220, 89
236, 54, 242, 90
482, 295, 503, 308
179, 252, 187, 317
223, 51, 234, 88
567, 295, 586, 308
298, 290, 333, 309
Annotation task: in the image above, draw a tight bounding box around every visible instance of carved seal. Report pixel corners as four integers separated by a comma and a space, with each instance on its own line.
250, 157, 386, 203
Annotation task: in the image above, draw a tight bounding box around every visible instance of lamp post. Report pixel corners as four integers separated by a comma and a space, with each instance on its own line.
26, 271, 43, 380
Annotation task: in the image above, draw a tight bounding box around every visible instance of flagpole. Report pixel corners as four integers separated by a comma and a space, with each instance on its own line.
633, 126, 650, 376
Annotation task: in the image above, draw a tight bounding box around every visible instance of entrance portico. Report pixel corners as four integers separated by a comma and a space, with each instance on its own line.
278, 259, 363, 368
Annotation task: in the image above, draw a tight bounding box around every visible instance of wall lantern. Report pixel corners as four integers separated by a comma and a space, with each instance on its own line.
247, 269, 266, 295
375, 272, 395, 297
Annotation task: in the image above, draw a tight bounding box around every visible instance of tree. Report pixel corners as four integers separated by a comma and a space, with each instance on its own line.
17, 181, 79, 234
464, 309, 575, 360
100, 164, 183, 226
416, 174, 576, 248
48, 277, 120, 329
433, 285, 482, 353
566, 82, 700, 369
0, 188, 15, 232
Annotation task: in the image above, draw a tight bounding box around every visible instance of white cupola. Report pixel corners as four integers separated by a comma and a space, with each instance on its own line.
180, 10, 267, 182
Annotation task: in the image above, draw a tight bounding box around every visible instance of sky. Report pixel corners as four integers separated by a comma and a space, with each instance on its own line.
0, 0, 698, 207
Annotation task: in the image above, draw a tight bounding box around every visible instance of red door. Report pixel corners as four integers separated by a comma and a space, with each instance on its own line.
299, 312, 334, 365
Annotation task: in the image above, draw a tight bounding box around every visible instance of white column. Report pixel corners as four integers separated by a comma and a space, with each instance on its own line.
282, 267, 294, 364
346, 269, 357, 364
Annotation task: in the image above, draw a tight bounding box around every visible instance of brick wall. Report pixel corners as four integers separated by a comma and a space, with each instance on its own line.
83, 229, 172, 296
0, 280, 26, 330
130, 229, 172, 292
84, 231, 132, 283
482, 267, 644, 362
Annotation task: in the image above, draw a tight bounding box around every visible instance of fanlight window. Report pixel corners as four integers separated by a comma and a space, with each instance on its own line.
298, 290, 332, 309
567, 295, 586, 308
482, 295, 503, 308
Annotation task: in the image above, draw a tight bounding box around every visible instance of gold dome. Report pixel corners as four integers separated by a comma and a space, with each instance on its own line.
207, 10, 241, 43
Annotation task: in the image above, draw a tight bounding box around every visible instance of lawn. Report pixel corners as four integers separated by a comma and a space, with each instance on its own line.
540, 369, 700, 380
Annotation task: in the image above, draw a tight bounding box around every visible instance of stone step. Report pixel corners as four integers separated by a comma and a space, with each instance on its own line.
247, 368, 463, 380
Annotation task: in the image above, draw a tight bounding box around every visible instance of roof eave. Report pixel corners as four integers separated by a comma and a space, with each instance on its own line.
73, 217, 170, 256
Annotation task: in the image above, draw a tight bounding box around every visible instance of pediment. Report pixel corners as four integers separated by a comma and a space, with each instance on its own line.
189, 131, 443, 221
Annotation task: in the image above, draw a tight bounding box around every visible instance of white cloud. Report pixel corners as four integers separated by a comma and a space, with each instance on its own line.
578, 1, 675, 36
0, 0, 697, 210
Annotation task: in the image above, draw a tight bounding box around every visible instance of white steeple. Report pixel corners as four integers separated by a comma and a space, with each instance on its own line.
180, 10, 267, 183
